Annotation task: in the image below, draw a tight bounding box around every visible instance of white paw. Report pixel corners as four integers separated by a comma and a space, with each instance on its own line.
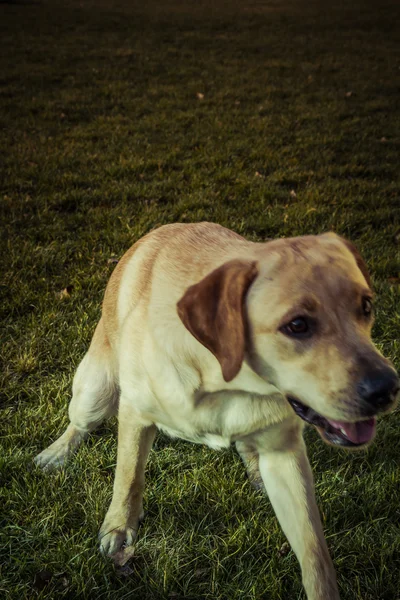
34, 442, 69, 471
34, 425, 86, 471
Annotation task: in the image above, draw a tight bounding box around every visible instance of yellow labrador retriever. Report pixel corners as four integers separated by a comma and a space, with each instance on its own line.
35, 223, 399, 600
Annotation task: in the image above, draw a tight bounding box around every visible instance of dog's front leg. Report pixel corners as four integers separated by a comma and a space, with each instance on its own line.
99, 398, 156, 556
258, 439, 339, 600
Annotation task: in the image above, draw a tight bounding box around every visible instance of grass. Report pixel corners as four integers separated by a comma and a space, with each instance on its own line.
1, 0, 400, 598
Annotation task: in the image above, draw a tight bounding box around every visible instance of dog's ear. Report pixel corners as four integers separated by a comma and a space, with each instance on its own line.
177, 259, 258, 382
341, 238, 372, 289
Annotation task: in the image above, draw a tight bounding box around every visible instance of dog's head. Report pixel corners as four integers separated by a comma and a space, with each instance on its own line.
177, 233, 399, 448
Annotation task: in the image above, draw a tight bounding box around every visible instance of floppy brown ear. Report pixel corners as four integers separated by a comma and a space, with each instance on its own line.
341, 238, 372, 289
177, 259, 258, 382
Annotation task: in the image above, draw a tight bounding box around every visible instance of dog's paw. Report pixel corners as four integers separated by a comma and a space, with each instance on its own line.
34, 425, 86, 471
99, 521, 138, 557
34, 443, 69, 471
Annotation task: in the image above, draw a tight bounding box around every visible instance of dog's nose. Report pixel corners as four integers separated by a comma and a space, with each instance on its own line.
357, 369, 400, 411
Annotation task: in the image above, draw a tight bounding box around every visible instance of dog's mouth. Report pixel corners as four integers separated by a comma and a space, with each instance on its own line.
287, 396, 377, 447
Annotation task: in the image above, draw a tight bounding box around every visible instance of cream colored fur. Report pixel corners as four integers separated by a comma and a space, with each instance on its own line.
35, 222, 399, 600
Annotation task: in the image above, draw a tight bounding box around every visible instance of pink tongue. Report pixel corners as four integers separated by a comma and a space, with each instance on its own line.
326, 417, 377, 444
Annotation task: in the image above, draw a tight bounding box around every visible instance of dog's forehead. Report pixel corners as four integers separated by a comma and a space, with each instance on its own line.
252, 235, 370, 312
261, 235, 364, 281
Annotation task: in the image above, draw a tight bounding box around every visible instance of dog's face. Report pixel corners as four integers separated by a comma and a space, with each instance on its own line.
177, 233, 399, 448
247, 233, 399, 447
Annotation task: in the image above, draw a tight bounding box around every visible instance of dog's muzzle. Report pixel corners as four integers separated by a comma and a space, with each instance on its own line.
287, 396, 378, 447
286, 368, 399, 447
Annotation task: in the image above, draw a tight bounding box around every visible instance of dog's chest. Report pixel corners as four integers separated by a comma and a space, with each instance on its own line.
155, 425, 233, 449
153, 389, 291, 449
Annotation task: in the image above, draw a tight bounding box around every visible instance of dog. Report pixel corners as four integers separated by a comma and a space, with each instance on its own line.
35, 222, 399, 600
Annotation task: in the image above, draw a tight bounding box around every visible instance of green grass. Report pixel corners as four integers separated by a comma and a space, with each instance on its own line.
1, 0, 400, 598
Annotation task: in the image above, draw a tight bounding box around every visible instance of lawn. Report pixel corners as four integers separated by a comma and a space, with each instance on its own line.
1, 0, 400, 598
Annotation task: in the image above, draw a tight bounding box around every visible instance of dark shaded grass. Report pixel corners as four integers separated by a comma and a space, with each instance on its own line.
1, 0, 400, 598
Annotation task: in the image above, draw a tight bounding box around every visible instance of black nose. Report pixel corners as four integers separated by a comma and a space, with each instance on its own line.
357, 369, 400, 411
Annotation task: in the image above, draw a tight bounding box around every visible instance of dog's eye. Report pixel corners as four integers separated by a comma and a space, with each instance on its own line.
362, 297, 373, 317
282, 317, 310, 336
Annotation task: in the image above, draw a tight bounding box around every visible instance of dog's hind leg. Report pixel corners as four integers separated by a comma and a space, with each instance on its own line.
34, 318, 118, 470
